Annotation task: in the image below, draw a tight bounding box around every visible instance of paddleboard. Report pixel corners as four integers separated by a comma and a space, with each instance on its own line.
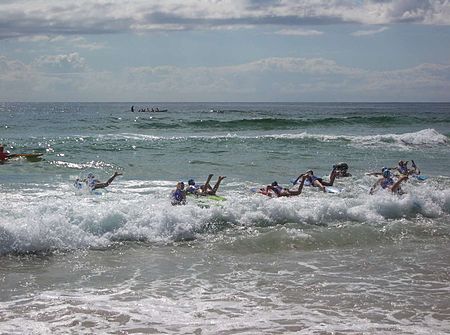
8, 153, 43, 161
187, 193, 226, 201
412, 174, 428, 181
186, 193, 226, 206
324, 186, 343, 194
192, 194, 226, 208
203, 195, 226, 201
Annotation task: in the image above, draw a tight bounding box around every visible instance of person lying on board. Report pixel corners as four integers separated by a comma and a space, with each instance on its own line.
369, 168, 408, 195
260, 175, 308, 197
75, 171, 122, 191
1, 144, 44, 162
0, 144, 9, 162
333, 162, 352, 177
171, 181, 186, 205
396, 160, 420, 176
293, 168, 338, 192
367, 160, 421, 178
186, 174, 226, 196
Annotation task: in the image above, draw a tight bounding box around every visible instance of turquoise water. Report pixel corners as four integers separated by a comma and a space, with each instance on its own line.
1, 102, 450, 334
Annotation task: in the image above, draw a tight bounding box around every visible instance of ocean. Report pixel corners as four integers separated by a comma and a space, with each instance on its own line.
0, 102, 449, 334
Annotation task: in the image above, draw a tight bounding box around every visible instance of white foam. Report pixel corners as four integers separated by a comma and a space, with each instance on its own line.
1, 177, 449, 255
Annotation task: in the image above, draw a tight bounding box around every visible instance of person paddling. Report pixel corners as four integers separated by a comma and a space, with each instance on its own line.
0, 144, 9, 162
293, 168, 337, 192
75, 171, 123, 191
260, 174, 308, 197
186, 174, 226, 196
369, 168, 408, 195
171, 181, 186, 205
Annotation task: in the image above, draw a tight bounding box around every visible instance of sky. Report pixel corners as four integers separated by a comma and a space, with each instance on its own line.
0, 0, 450, 102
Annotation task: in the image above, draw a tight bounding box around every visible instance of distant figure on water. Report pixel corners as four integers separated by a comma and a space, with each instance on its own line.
0, 144, 9, 162
0, 144, 43, 162
131, 105, 134, 113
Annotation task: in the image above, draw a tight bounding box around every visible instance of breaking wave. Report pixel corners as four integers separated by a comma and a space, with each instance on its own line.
1, 178, 449, 255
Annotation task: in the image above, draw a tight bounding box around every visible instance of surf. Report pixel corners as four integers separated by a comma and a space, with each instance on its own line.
1, 178, 449, 255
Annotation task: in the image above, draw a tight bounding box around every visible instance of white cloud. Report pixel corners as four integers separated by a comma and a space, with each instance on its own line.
34, 53, 87, 73
17, 35, 62, 43
0, 1, 448, 40
1, 54, 449, 102
68, 37, 106, 50
0, 55, 33, 80
16, 35, 106, 50
351, 26, 389, 36
274, 28, 324, 36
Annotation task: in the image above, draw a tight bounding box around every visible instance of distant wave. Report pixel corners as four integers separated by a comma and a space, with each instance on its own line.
259, 128, 449, 148
107, 128, 448, 148
186, 115, 408, 130
128, 114, 448, 131
118, 114, 450, 131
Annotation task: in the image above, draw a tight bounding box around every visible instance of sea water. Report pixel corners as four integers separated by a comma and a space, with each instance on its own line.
0, 102, 449, 334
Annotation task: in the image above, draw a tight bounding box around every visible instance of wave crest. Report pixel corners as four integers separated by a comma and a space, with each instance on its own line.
1, 179, 449, 255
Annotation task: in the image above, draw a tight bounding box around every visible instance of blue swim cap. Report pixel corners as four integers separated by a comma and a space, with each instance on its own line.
383, 170, 390, 178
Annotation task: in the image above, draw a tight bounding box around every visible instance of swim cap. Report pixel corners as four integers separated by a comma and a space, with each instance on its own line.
188, 179, 195, 185
336, 162, 348, 170
383, 170, 390, 178
271, 181, 278, 186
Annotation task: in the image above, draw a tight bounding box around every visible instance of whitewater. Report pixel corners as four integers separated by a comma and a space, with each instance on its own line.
1, 102, 449, 334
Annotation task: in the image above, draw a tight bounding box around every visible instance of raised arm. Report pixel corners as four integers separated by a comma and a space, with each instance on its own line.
369, 178, 381, 195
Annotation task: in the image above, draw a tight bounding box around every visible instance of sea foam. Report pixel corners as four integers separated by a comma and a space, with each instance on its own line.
1, 178, 449, 255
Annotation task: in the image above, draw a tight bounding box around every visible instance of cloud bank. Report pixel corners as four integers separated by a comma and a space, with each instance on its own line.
1, 54, 449, 101
0, 0, 449, 40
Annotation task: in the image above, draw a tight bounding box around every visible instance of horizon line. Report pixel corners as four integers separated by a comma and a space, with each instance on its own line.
1, 101, 450, 104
